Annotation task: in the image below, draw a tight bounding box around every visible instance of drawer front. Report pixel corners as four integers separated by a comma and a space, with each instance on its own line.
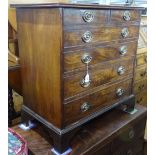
64, 41, 137, 72
134, 78, 147, 94
111, 117, 146, 152
64, 25, 139, 47
63, 9, 108, 25
135, 90, 147, 106
64, 57, 134, 99
112, 139, 144, 155
111, 10, 141, 23
64, 79, 132, 126
136, 53, 147, 66
135, 65, 147, 81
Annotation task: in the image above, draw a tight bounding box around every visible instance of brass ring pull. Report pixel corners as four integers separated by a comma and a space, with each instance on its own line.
82, 31, 93, 43
81, 54, 92, 64
121, 28, 129, 38
82, 11, 94, 23
117, 66, 125, 75
123, 11, 131, 21
138, 84, 145, 90
119, 45, 127, 55
140, 71, 147, 77
116, 88, 124, 97
137, 97, 143, 104
81, 102, 92, 112
128, 129, 135, 139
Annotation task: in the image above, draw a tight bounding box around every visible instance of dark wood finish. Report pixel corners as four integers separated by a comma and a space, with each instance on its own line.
64, 78, 132, 125
12, 2, 143, 153
64, 57, 134, 99
17, 8, 63, 128
64, 40, 137, 72
136, 53, 147, 67
64, 25, 139, 47
135, 90, 147, 107
11, 105, 146, 155
134, 78, 147, 94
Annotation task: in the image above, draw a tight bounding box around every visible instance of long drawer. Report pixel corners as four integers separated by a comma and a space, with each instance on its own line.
64, 57, 134, 99
64, 41, 137, 72
64, 78, 132, 126
64, 25, 139, 47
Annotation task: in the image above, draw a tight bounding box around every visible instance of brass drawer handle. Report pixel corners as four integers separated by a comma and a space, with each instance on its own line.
80, 74, 91, 88
121, 28, 129, 38
128, 129, 135, 139
119, 45, 127, 56
123, 11, 131, 21
81, 54, 92, 64
82, 11, 94, 23
81, 102, 92, 112
116, 88, 124, 97
117, 66, 125, 75
82, 31, 93, 43
127, 149, 133, 155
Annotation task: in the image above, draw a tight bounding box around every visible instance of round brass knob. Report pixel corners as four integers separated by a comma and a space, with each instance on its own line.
116, 88, 124, 97
81, 102, 91, 112
82, 11, 94, 23
81, 54, 92, 64
121, 28, 129, 38
128, 129, 135, 139
117, 66, 125, 75
82, 31, 93, 43
80, 78, 91, 88
123, 11, 131, 21
119, 45, 127, 55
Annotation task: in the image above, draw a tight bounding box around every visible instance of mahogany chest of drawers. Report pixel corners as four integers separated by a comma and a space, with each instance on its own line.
11, 2, 144, 153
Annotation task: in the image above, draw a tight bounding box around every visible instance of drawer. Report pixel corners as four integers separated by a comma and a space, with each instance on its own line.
135, 65, 147, 81
135, 90, 147, 106
64, 57, 134, 99
64, 41, 137, 72
111, 10, 141, 24
64, 25, 139, 47
64, 78, 132, 126
112, 138, 144, 155
111, 117, 146, 152
134, 78, 147, 94
63, 9, 108, 25
136, 53, 147, 66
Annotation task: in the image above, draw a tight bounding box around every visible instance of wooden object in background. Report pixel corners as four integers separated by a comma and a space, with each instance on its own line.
11, 2, 144, 153
12, 105, 147, 155
134, 16, 147, 107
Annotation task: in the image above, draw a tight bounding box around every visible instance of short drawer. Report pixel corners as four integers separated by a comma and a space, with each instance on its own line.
64, 25, 139, 47
63, 8, 108, 25
64, 78, 132, 126
136, 53, 147, 67
64, 41, 137, 72
111, 117, 146, 152
135, 90, 147, 106
135, 65, 147, 81
64, 57, 134, 99
111, 10, 141, 24
112, 138, 144, 155
134, 78, 147, 94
